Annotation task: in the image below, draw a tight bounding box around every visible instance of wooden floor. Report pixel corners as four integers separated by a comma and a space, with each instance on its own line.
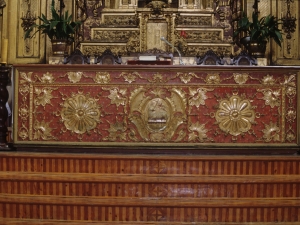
0, 151, 299, 224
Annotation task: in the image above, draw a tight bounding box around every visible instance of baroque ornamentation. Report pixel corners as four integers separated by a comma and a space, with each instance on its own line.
34, 87, 57, 108
106, 88, 127, 107
94, 72, 111, 84
183, 30, 222, 42
233, 73, 249, 84
60, 92, 101, 135
215, 95, 256, 136
261, 74, 276, 86
175, 15, 212, 26
102, 15, 139, 27
188, 122, 208, 142
92, 30, 139, 42
205, 73, 221, 84
66, 72, 83, 83
33, 120, 55, 140
129, 88, 186, 142
258, 89, 281, 108
38, 72, 55, 84
177, 72, 199, 84
117, 72, 141, 83
189, 88, 212, 108
262, 121, 280, 142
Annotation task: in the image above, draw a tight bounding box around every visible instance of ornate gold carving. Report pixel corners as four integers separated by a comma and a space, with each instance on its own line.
282, 74, 296, 97
258, 89, 281, 108
233, 73, 249, 84
33, 120, 55, 140
182, 30, 223, 42
175, 15, 212, 26
105, 121, 127, 141
189, 88, 212, 108
146, 1, 169, 16
107, 88, 127, 107
177, 72, 199, 84
117, 72, 141, 83
82, 45, 127, 56
92, 29, 139, 42
67, 72, 83, 83
262, 121, 280, 142
185, 45, 232, 57
38, 72, 55, 84
102, 15, 139, 27
215, 95, 256, 136
20, 71, 36, 84
188, 122, 208, 142
94, 72, 111, 84
129, 88, 186, 142
60, 92, 101, 135
34, 87, 57, 108
261, 74, 276, 85
205, 73, 221, 84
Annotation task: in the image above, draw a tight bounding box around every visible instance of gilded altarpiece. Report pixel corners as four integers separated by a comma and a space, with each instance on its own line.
13, 65, 299, 148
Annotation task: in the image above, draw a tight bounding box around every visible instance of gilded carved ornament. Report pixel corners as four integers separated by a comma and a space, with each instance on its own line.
94, 72, 111, 84
107, 88, 127, 108
258, 89, 281, 109
129, 87, 186, 142
33, 120, 56, 141
104, 121, 127, 142
188, 122, 208, 142
215, 95, 256, 137
60, 92, 101, 135
176, 72, 199, 84
262, 121, 280, 142
34, 87, 57, 108
189, 87, 213, 108
117, 72, 141, 83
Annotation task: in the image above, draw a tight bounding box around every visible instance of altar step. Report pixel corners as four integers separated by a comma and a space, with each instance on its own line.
0, 152, 299, 224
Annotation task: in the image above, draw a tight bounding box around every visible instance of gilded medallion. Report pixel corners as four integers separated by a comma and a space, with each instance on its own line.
215, 95, 255, 136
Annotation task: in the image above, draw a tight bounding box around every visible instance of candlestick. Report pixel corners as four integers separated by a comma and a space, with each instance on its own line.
1, 39, 8, 64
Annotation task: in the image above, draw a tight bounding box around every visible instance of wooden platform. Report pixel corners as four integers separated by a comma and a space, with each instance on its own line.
0, 151, 299, 224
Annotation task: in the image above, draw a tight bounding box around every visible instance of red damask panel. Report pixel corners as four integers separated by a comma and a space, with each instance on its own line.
13, 65, 298, 147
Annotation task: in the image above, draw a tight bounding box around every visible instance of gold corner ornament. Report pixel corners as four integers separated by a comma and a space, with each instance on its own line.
215, 95, 256, 136
129, 87, 186, 142
60, 92, 101, 135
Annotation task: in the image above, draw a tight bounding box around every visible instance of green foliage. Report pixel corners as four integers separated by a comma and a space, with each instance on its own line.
24, 0, 81, 43
234, 12, 283, 47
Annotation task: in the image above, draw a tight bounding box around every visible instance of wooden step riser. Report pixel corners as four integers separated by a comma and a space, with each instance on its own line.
1, 153, 300, 175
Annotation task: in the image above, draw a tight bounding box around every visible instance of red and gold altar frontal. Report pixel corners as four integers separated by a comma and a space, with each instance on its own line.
13, 65, 299, 148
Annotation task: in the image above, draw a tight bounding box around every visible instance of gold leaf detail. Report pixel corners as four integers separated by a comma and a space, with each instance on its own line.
261, 74, 275, 85
67, 72, 83, 83
39, 72, 55, 84
259, 89, 281, 108
33, 120, 55, 141
216, 95, 255, 136
189, 122, 208, 142
205, 73, 220, 84
262, 122, 280, 142
189, 88, 211, 108
61, 93, 101, 134
233, 73, 249, 84
34, 87, 57, 107
94, 72, 110, 84
108, 88, 127, 107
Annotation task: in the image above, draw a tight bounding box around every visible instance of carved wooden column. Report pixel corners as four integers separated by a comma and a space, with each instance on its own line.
0, 65, 10, 149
